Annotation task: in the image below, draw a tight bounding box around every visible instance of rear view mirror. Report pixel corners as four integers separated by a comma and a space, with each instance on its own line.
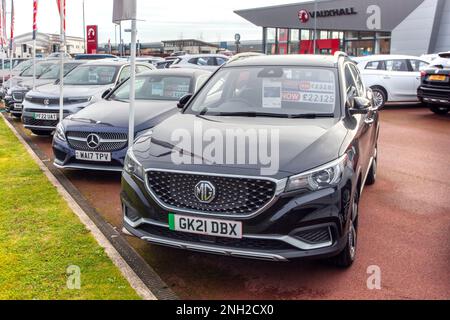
178, 94, 193, 109
102, 88, 113, 99
348, 97, 371, 115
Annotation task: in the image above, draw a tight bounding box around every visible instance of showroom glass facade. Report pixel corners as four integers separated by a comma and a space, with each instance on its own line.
263, 27, 391, 56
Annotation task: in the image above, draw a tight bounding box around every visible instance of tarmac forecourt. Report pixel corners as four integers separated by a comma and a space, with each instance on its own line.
0, 114, 142, 300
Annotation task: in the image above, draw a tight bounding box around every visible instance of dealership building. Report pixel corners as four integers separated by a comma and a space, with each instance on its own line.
235, 0, 450, 56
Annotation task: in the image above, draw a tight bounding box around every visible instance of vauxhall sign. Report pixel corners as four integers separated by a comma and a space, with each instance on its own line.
298, 7, 358, 23
235, 0, 426, 32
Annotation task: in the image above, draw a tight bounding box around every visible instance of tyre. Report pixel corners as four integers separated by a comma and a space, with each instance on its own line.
365, 147, 377, 186
31, 129, 52, 136
430, 106, 449, 115
371, 87, 387, 109
330, 191, 359, 268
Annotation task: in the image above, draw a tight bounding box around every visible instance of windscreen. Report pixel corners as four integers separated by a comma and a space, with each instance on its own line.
432, 57, 450, 68
187, 66, 338, 117
63, 65, 119, 85
21, 63, 54, 77
112, 74, 192, 101
39, 63, 81, 80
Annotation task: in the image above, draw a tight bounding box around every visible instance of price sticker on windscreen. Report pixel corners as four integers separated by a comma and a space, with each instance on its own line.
262, 79, 282, 108
282, 80, 336, 105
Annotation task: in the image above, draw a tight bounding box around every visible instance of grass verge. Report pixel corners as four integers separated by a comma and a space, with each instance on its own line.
0, 117, 140, 300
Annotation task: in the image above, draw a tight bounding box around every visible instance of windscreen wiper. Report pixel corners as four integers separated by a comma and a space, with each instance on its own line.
213, 112, 294, 118
288, 113, 335, 119
209, 112, 335, 119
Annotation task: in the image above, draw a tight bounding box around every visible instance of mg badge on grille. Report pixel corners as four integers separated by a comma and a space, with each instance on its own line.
195, 181, 216, 204
86, 133, 101, 149
43, 99, 50, 106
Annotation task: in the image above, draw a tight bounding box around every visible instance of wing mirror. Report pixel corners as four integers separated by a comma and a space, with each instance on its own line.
348, 97, 371, 115
177, 94, 193, 109
102, 88, 113, 99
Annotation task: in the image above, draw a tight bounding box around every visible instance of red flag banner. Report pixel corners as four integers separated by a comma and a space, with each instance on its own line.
9, 0, 14, 50
2, 0, 6, 47
0, 0, 3, 47
56, 0, 66, 31
32, 0, 38, 40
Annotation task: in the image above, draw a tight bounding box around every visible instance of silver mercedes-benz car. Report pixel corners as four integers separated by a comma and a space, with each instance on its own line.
22, 60, 154, 135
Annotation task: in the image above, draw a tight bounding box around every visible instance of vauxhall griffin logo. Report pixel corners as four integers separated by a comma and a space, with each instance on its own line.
195, 181, 216, 204
298, 9, 309, 23
298, 7, 357, 23
86, 134, 101, 149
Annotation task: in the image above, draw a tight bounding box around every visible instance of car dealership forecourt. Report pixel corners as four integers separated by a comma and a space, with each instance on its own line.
0, 0, 449, 303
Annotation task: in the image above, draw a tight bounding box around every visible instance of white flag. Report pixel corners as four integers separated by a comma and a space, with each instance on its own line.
113, 0, 136, 23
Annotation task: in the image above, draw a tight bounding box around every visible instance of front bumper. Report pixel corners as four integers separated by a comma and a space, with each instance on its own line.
22, 101, 89, 131
52, 136, 127, 172
121, 171, 354, 262
418, 86, 450, 105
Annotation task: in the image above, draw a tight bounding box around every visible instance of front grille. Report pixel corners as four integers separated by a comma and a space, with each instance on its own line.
25, 97, 88, 105
23, 117, 59, 128
25, 97, 60, 105
12, 92, 24, 102
67, 131, 128, 152
26, 108, 62, 114
147, 171, 277, 216
294, 228, 331, 245
140, 224, 294, 251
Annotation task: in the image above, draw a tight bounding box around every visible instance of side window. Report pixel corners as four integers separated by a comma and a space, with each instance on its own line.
118, 66, 130, 83
196, 57, 209, 66
409, 60, 429, 72
215, 57, 228, 66
195, 74, 210, 91
365, 61, 385, 70
344, 65, 358, 97
385, 60, 409, 72
349, 64, 364, 95
203, 73, 228, 106
136, 65, 151, 73
188, 58, 198, 65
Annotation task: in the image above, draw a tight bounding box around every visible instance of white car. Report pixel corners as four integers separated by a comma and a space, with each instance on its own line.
170, 54, 229, 71
356, 55, 429, 108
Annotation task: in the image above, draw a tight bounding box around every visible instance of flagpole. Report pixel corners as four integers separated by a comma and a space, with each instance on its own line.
58, 0, 64, 124
128, 17, 137, 149
9, 0, 13, 89
32, 0, 38, 90
82, 0, 86, 54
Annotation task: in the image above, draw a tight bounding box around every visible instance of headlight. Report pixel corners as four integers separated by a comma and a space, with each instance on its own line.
135, 129, 153, 144
285, 155, 348, 192
68, 96, 92, 104
124, 148, 145, 180
55, 123, 66, 142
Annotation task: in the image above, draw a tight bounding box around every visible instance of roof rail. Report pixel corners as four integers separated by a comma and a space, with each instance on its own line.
227, 52, 265, 64
334, 51, 348, 60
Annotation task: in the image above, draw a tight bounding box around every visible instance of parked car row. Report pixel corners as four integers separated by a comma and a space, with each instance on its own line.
354, 52, 450, 115
355, 54, 429, 108
2, 52, 381, 268
156, 53, 229, 70
418, 52, 450, 115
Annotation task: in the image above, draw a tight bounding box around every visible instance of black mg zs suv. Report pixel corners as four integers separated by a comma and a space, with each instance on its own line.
121, 53, 379, 268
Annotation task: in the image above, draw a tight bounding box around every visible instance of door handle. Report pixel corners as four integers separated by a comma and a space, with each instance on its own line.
383, 76, 391, 79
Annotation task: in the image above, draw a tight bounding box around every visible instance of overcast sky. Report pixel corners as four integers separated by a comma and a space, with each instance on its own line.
7, 0, 302, 44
